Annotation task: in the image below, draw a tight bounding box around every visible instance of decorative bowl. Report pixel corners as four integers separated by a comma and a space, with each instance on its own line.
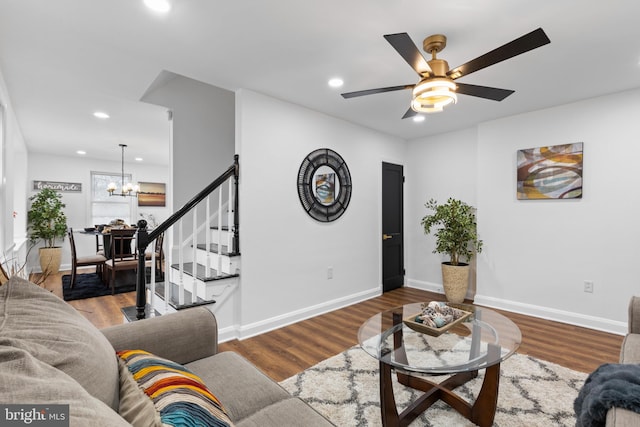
84, 227, 95, 232
403, 304, 473, 337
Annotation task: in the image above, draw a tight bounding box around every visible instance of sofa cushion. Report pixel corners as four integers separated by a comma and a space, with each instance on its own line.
186, 351, 292, 423
620, 334, 640, 364
117, 349, 234, 426
0, 345, 130, 426
0, 277, 119, 409
235, 398, 335, 427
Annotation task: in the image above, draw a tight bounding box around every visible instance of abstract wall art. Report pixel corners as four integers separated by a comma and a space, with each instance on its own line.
517, 142, 583, 200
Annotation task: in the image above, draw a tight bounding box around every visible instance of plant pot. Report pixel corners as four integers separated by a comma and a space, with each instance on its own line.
441, 262, 470, 303
39, 247, 62, 275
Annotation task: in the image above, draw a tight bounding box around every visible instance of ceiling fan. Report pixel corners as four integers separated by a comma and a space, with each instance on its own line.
341, 28, 550, 119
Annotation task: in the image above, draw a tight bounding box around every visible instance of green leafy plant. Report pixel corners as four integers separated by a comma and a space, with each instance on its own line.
27, 188, 68, 248
421, 198, 483, 266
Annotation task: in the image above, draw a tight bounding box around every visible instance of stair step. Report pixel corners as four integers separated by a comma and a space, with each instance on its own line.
154, 282, 216, 310
194, 243, 240, 257
170, 262, 239, 282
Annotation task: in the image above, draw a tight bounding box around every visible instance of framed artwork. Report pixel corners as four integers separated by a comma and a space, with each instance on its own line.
138, 182, 166, 206
517, 142, 583, 200
297, 148, 352, 222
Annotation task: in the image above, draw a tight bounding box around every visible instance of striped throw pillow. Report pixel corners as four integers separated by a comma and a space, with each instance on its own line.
117, 350, 234, 427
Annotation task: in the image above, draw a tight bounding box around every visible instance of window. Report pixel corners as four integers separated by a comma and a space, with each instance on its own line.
91, 172, 133, 226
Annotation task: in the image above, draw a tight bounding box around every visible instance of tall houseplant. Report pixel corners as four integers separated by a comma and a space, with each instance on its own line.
28, 188, 68, 275
421, 198, 482, 303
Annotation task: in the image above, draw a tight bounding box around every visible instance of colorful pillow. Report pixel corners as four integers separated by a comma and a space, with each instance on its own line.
117, 350, 234, 427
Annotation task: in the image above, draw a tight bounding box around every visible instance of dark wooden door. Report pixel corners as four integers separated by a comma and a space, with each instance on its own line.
382, 162, 404, 292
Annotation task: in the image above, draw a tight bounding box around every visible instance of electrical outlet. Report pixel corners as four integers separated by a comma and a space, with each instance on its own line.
327, 267, 333, 279
584, 281, 594, 293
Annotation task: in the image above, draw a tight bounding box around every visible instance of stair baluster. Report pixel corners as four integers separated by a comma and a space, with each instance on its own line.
178, 219, 185, 306
217, 186, 223, 277
191, 207, 198, 304
205, 195, 211, 274
227, 179, 233, 253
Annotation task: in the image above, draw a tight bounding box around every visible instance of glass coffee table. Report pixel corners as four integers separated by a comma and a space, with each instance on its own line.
358, 302, 521, 427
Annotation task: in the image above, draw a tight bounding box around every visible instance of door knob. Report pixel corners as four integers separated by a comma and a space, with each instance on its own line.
382, 234, 393, 240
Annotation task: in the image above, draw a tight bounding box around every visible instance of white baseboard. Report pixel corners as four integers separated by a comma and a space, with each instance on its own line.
236, 287, 382, 340
406, 280, 626, 335
405, 278, 475, 301
218, 325, 238, 344
473, 294, 627, 336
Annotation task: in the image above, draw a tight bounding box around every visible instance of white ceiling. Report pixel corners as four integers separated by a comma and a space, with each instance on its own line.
1, 1, 639, 166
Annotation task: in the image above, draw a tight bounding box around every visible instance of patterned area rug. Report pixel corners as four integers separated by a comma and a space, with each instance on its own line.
280, 346, 587, 426
61, 272, 136, 301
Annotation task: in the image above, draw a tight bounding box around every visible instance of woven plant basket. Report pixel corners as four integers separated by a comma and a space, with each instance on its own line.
39, 247, 62, 275
441, 262, 470, 303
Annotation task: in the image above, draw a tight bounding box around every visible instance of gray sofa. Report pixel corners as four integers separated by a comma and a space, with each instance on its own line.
0, 276, 333, 426
605, 296, 640, 426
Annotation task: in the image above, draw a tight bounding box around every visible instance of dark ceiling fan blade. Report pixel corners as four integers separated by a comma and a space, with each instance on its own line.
402, 108, 418, 119
447, 28, 550, 80
384, 33, 432, 76
341, 84, 414, 99
455, 83, 515, 101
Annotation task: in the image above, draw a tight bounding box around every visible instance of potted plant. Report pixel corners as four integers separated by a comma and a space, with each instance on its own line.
28, 188, 68, 275
421, 198, 483, 303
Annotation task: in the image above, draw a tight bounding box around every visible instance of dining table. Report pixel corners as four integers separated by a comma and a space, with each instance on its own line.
78, 228, 135, 260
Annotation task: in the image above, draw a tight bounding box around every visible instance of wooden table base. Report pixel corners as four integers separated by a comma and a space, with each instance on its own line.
379, 361, 500, 427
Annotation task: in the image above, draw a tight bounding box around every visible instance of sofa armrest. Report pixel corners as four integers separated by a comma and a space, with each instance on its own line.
629, 296, 640, 334
101, 307, 218, 365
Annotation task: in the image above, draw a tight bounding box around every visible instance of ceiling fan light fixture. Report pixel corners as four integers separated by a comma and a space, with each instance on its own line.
411, 78, 457, 113
144, 0, 171, 13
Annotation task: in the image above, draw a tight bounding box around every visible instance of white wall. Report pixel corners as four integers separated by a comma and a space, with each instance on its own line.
236, 89, 406, 337
27, 153, 170, 272
405, 127, 478, 292
475, 88, 640, 333
0, 66, 28, 268
405, 88, 640, 334
141, 72, 235, 210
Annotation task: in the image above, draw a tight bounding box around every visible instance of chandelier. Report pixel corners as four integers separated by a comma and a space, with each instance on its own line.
107, 144, 139, 197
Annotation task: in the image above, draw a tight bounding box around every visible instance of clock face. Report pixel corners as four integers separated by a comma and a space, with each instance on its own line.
297, 149, 352, 222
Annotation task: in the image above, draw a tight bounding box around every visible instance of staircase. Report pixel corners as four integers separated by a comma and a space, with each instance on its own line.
123, 155, 239, 321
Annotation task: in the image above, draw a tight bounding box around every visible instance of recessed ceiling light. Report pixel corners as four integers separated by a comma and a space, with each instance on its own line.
328, 78, 344, 88
76, 150, 86, 155
93, 111, 110, 119
135, 157, 144, 162
144, 0, 171, 13
412, 115, 425, 122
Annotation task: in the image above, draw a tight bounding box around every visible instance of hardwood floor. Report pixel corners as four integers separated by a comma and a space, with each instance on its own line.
39, 270, 137, 329
40, 271, 623, 382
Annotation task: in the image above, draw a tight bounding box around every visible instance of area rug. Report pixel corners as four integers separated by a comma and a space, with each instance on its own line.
61, 272, 137, 301
280, 346, 587, 426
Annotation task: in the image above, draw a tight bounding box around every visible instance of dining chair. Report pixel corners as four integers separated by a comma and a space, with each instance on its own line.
104, 228, 138, 294
144, 232, 164, 280
68, 228, 108, 288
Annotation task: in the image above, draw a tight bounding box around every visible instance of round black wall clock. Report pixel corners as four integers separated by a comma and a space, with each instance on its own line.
297, 148, 352, 222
